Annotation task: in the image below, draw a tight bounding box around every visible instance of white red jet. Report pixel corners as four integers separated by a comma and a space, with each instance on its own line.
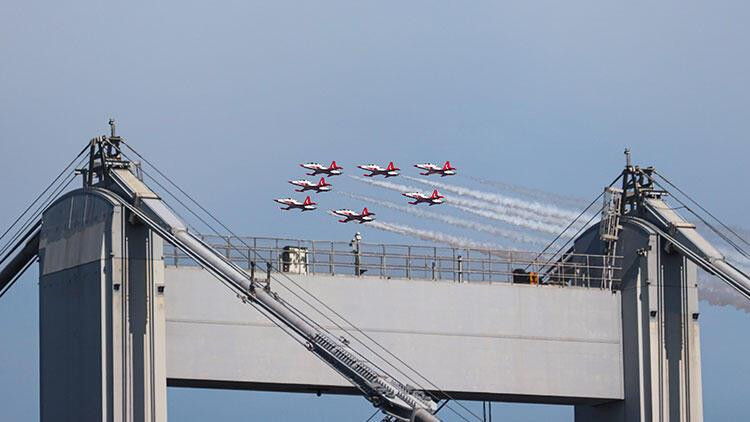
357, 161, 400, 178
402, 189, 445, 205
413, 161, 456, 176
288, 177, 332, 193
330, 207, 376, 223
300, 161, 343, 176
274, 196, 317, 211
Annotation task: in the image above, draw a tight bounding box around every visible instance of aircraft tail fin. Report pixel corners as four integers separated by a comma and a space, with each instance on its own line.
318, 177, 326, 186
431, 189, 440, 198
304, 196, 313, 205
387, 161, 395, 171
443, 161, 452, 170
330, 160, 339, 169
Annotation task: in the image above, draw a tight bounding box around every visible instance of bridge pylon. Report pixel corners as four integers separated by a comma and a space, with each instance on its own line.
39, 187, 167, 422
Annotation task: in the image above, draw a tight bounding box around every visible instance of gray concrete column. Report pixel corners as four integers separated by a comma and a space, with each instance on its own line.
38, 189, 167, 422
575, 220, 703, 422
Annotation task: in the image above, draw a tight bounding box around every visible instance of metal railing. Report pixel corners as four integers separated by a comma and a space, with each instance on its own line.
164, 235, 621, 288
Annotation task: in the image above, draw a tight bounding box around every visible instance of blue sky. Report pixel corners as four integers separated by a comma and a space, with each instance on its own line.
2, 1, 750, 420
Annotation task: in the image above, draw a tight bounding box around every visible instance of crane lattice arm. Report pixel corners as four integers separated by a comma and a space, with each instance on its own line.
91, 141, 441, 422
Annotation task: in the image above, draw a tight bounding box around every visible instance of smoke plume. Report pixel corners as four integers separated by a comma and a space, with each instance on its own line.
350, 176, 573, 236
340, 191, 547, 246
367, 220, 506, 250
466, 175, 589, 208
698, 275, 750, 314
402, 175, 594, 225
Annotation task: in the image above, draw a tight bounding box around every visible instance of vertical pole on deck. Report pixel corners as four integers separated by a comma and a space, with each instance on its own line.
457, 255, 463, 283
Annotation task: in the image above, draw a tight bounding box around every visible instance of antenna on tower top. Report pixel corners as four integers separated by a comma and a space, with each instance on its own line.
624, 148, 632, 168
109, 118, 116, 137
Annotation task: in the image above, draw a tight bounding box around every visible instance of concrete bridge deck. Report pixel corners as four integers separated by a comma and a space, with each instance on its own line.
164, 266, 623, 404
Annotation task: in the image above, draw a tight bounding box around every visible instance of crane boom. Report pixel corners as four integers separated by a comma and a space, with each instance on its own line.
103, 164, 440, 421
641, 197, 750, 300
618, 155, 750, 301
0, 222, 40, 297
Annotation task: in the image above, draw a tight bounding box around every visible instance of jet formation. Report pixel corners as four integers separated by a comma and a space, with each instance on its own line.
274, 160, 455, 223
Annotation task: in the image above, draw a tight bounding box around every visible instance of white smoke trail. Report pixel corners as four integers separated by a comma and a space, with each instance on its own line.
356, 169, 750, 313
402, 175, 593, 225
364, 203, 750, 314
348, 176, 422, 198
340, 191, 548, 246
466, 175, 589, 208
372, 221, 750, 314
350, 175, 572, 235
689, 224, 750, 313
393, 175, 587, 228
675, 222, 750, 312
367, 220, 507, 250
449, 203, 572, 236
698, 275, 750, 314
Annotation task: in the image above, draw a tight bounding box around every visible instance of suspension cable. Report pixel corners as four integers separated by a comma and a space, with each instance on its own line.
537, 206, 603, 277
654, 171, 750, 248
0, 158, 83, 299
0, 146, 87, 248
0, 157, 85, 259
0, 172, 79, 260
0, 257, 38, 300
109, 186, 388, 409
0, 221, 40, 271
645, 177, 748, 260
133, 163, 477, 422
133, 167, 422, 402
116, 143, 461, 416
652, 171, 750, 259
119, 142, 481, 422
435, 400, 450, 414
364, 409, 381, 422
529, 174, 622, 271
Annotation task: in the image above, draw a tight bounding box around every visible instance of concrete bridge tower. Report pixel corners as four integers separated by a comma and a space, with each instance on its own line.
38, 187, 167, 421
572, 212, 704, 421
